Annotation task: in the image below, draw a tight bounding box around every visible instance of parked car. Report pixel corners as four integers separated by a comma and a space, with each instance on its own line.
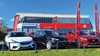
66, 30, 100, 47
4, 31, 35, 50
89, 31, 100, 40
33, 29, 68, 49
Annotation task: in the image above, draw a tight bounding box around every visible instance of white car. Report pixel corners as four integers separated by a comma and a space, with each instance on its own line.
4, 31, 34, 50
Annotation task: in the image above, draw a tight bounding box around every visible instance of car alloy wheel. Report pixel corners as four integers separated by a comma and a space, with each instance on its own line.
46, 41, 52, 50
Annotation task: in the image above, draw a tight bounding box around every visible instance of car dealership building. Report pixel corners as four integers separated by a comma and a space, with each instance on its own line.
14, 13, 92, 34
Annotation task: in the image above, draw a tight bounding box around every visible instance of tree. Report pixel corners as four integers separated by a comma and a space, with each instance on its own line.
0, 19, 6, 27
0, 19, 8, 32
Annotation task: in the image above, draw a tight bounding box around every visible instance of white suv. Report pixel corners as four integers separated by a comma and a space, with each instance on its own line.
4, 31, 34, 50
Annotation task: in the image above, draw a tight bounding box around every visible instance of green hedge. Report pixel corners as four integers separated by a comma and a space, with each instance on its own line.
0, 31, 7, 41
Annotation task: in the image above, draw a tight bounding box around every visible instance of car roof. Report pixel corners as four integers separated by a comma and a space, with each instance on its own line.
9, 31, 25, 33
37, 29, 53, 32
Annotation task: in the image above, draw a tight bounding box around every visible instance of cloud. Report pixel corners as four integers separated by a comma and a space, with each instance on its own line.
10, 18, 14, 21
0, 17, 3, 20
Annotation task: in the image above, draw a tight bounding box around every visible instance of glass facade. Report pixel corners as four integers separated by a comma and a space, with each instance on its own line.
58, 18, 90, 24
17, 28, 22, 32
23, 28, 27, 33
57, 28, 75, 34
18, 16, 92, 33
19, 17, 91, 24
19, 17, 53, 23
58, 18, 75, 24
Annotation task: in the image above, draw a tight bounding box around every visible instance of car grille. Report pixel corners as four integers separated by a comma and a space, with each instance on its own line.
88, 39, 99, 42
20, 41, 31, 45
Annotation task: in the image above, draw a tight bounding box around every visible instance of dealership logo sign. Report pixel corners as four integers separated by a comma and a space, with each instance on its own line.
93, 40, 95, 42
83, 24, 87, 28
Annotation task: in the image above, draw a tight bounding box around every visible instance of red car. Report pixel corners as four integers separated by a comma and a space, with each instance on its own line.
66, 30, 100, 47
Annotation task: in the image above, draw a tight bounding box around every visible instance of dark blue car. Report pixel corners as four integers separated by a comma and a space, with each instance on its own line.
33, 29, 68, 49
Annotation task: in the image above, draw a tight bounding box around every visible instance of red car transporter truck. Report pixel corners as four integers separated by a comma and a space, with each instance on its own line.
66, 2, 100, 47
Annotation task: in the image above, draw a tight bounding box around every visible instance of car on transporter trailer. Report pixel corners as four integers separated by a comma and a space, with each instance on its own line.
33, 29, 68, 49
4, 31, 35, 50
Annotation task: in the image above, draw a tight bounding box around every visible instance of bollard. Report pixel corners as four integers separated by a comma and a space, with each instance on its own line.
77, 40, 80, 49
56, 41, 69, 52
34, 42, 37, 53
83, 42, 86, 52
56, 42, 59, 52
2, 44, 4, 54
9, 43, 10, 51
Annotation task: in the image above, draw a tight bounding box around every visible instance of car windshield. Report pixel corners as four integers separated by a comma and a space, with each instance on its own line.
11, 32, 28, 37
45, 31, 58, 36
80, 31, 88, 35
53, 32, 59, 36
90, 32, 95, 36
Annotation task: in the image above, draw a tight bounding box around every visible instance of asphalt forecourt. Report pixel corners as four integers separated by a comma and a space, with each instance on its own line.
0, 48, 100, 56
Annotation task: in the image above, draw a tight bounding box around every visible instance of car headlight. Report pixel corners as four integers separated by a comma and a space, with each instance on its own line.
80, 38, 86, 40
11, 39, 18, 43
52, 38, 59, 41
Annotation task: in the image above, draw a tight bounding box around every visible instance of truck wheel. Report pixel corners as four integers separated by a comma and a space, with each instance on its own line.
46, 41, 52, 50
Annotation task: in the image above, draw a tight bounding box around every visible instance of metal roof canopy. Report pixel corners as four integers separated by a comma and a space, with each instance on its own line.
16, 13, 89, 21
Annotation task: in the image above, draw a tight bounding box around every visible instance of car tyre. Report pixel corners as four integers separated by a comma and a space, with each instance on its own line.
3, 41, 8, 50
46, 40, 52, 50
4, 45, 9, 50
